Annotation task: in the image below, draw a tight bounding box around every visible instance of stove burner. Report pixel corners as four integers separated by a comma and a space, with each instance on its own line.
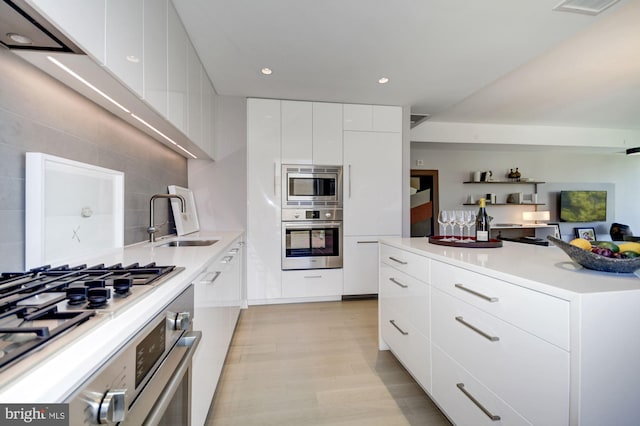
87, 288, 110, 309
66, 287, 87, 306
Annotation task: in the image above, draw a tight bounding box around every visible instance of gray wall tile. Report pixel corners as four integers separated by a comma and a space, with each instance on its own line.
0, 48, 187, 271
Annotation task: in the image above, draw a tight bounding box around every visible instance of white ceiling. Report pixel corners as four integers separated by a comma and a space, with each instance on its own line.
172, 0, 639, 130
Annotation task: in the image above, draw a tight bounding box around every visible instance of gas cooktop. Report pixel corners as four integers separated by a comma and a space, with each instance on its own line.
0, 262, 183, 378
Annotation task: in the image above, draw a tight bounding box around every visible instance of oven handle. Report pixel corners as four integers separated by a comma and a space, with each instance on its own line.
282, 221, 343, 230
142, 330, 202, 426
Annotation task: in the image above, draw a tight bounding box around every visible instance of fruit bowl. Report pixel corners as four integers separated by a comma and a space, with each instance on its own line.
548, 236, 640, 274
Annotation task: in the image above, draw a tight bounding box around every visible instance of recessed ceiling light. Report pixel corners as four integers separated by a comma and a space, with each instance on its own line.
7, 33, 32, 45
378, 77, 390, 84
261, 67, 273, 75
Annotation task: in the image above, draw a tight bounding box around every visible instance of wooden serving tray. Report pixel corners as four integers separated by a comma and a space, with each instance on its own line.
428, 236, 503, 248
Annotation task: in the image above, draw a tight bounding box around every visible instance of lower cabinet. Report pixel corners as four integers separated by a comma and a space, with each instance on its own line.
343, 236, 381, 296
378, 242, 571, 425
191, 237, 243, 426
281, 268, 343, 298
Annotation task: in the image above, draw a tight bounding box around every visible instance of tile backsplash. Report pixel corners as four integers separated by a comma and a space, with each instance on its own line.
0, 48, 187, 271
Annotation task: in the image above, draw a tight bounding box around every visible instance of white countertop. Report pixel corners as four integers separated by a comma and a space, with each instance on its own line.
380, 237, 640, 300
0, 230, 244, 403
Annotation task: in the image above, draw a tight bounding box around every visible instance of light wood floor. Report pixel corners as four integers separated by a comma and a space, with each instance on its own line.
205, 299, 451, 425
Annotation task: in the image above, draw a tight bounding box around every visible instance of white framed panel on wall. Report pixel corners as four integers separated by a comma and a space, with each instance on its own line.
25, 153, 124, 269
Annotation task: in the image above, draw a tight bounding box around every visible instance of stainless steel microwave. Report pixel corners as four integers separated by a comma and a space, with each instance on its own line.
282, 164, 342, 208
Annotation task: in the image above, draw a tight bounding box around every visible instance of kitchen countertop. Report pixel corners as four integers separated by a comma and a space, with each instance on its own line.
0, 230, 244, 403
380, 237, 640, 300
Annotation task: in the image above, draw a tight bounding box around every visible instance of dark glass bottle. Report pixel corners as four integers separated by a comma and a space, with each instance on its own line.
476, 198, 490, 242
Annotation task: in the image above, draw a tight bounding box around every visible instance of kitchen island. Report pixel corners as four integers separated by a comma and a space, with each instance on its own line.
379, 237, 640, 426
0, 229, 244, 414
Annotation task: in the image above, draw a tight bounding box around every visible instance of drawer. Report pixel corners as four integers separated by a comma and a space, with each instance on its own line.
380, 303, 431, 393
431, 260, 569, 350
380, 262, 429, 337
282, 269, 343, 298
431, 288, 570, 426
432, 344, 532, 426
380, 244, 429, 282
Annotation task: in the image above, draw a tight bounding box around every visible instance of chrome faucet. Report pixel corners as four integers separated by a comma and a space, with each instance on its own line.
148, 194, 186, 242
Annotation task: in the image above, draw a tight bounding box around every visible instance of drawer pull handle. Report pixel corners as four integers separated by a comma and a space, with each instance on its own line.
203, 271, 221, 284
389, 278, 408, 288
388, 256, 408, 265
357, 240, 378, 244
456, 383, 501, 421
304, 275, 322, 279
454, 283, 499, 303
389, 320, 409, 335
455, 316, 500, 342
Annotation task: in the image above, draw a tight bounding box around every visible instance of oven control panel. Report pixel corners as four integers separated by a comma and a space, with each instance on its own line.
282, 208, 343, 221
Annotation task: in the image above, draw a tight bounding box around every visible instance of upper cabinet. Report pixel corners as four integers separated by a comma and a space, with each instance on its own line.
167, 2, 189, 135
143, 0, 168, 116
344, 104, 402, 133
28, 0, 106, 64
23, 0, 216, 160
105, 0, 143, 95
281, 101, 343, 165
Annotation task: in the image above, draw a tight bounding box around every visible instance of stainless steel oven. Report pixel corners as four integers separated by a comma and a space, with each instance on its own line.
282, 164, 342, 207
66, 285, 201, 425
282, 208, 343, 270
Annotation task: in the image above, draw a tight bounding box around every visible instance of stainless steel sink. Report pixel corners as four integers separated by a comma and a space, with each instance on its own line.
158, 239, 219, 247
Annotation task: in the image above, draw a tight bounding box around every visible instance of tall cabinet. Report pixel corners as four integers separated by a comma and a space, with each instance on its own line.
343, 105, 402, 296
247, 99, 402, 303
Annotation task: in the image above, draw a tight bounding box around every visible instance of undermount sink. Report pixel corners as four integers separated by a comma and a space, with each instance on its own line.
158, 239, 219, 247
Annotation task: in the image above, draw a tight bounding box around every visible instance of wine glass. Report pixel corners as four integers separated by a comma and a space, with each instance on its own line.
453, 210, 466, 242
437, 210, 450, 240
464, 210, 476, 241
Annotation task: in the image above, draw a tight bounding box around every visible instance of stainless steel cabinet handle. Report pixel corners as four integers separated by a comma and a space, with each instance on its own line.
348, 164, 352, 198
388, 256, 408, 265
456, 383, 501, 421
202, 271, 221, 284
389, 320, 408, 335
389, 277, 408, 288
304, 275, 322, 279
221, 255, 234, 263
357, 240, 378, 244
455, 316, 499, 342
455, 283, 499, 303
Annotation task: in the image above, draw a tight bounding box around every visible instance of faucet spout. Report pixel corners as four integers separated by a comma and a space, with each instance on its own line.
148, 194, 186, 242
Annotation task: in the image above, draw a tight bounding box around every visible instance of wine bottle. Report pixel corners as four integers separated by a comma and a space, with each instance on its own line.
476, 198, 490, 242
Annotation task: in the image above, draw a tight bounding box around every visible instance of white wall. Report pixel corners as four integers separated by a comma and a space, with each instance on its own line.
411, 142, 640, 239
188, 96, 247, 231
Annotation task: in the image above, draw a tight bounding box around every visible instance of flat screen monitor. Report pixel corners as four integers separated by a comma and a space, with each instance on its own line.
559, 190, 607, 222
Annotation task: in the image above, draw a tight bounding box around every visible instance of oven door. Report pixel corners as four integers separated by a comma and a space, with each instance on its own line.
126, 331, 201, 425
282, 221, 343, 270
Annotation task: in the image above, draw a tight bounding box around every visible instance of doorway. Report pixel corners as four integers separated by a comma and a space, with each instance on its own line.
410, 170, 439, 237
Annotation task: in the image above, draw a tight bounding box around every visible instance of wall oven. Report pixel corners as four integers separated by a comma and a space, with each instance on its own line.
282, 208, 343, 270
66, 285, 201, 425
282, 164, 342, 207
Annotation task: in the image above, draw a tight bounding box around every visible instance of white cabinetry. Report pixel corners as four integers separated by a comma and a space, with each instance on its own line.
281, 100, 313, 164
282, 269, 343, 298
379, 244, 431, 392
342, 236, 379, 296
28, 0, 106, 64
201, 76, 216, 158
105, 0, 143, 95
143, 0, 168, 116
343, 104, 402, 132
281, 101, 343, 165
187, 42, 203, 146
167, 2, 188, 134
192, 237, 244, 426
247, 98, 282, 302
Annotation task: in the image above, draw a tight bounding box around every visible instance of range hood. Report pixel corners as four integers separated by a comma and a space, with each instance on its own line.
0, 0, 82, 53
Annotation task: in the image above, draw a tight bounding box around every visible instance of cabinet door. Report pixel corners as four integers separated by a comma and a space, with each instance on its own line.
281, 269, 343, 298
372, 105, 402, 132
187, 42, 203, 145
106, 0, 143, 95
247, 99, 282, 301
143, 0, 168, 116
312, 102, 343, 165
30, 0, 106, 64
343, 104, 373, 131
167, 2, 188, 133
343, 236, 379, 295
343, 131, 402, 236
201, 75, 216, 159
281, 100, 312, 164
